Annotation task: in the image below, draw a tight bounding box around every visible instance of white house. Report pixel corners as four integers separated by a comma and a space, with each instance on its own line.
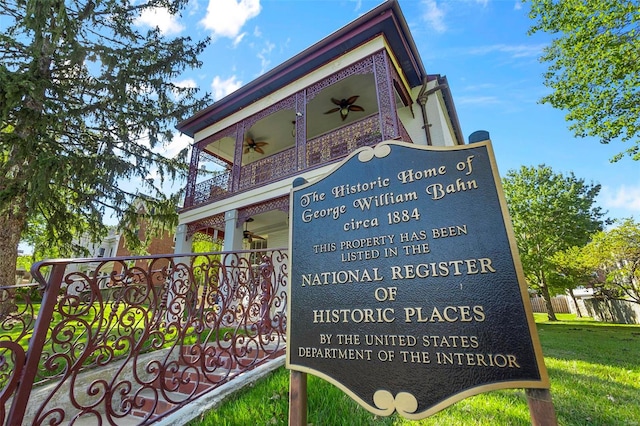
174, 0, 466, 254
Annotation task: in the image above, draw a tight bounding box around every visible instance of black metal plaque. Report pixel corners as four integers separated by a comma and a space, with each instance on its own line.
287, 141, 549, 419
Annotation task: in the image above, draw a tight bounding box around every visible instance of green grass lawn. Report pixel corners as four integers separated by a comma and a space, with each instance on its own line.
188, 313, 640, 426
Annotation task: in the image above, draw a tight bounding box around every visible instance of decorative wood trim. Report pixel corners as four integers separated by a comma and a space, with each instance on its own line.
237, 196, 290, 227
306, 56, 374, 101
374, 50, 400, 140
186, 213, 226, 239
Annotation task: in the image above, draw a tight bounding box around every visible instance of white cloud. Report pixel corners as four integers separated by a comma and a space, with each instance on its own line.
456, 95, 501, 106
136, 7, 185, 35
174, 79, 197, 89
420, 0, 447, 34
461, 83, 497, 92
186, 0, 200, 16
200, 0, 261, 39
169, 78, 198, 101
232, 32, 247, 47
257, 41, 275, 75
467, 43, 546, 59
513, 1, 523, 11
601, 184, 640, 213
211, 75, 243, 101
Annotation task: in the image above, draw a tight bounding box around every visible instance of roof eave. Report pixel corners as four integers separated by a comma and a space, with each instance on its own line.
177, 0, 426, 138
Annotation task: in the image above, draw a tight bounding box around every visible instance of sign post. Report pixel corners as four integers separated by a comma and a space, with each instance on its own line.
287, 141, 556, 423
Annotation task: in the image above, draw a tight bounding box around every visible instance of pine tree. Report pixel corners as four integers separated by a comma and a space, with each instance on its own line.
0, 0, 210, 285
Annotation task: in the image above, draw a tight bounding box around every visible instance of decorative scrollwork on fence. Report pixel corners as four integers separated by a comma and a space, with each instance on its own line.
1, 283, 39, 425
1, 249, 288, 425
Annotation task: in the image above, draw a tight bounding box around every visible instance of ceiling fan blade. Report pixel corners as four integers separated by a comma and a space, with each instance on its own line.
346, 95, 359, 104
349, 105, 365, 112
330, 97, 343, 106
245, 230, 266, 241
243, 136, 268, 155
324, 107, 340, 114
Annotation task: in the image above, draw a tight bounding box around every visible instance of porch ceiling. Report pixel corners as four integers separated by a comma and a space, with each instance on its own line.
203, 72, 403, 164
245, 209, 289, 239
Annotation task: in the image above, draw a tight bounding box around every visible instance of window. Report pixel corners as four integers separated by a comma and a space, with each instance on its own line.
249, 239, 267, 265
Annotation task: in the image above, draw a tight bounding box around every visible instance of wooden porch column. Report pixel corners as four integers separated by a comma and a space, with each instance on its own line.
372, 50, 400, 140
223, 209, 244, 251
184, 143, 202, 208
173, 223, 193, 254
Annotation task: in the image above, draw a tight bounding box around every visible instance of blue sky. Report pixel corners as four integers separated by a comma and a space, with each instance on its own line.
139, 0, 639, 223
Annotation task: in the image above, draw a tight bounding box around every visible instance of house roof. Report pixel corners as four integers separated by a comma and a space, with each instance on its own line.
176, 0, 427, 138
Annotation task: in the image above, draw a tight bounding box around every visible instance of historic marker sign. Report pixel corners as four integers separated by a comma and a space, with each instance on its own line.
287, 141, 549, 419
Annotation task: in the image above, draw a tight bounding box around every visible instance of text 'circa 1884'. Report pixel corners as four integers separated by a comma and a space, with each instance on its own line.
288, 141, 549, 419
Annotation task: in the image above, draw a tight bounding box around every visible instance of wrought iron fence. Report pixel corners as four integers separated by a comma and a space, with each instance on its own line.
0, 249, 288, 425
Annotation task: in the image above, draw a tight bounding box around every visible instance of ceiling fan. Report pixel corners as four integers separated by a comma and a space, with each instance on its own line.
243, 218, 266, 243
324, 96, 365, 121
244, 135, 268, 154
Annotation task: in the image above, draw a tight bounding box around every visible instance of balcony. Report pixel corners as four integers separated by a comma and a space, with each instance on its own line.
182, 51, 414, 211
185, 114, 395, 209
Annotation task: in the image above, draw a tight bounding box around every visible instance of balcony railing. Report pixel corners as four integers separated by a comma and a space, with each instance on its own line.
306, 114, 381, 167
239, 146, 298, 191
185, 115, 384, 209
1, 249, 288, 426
193, 170, 232, 205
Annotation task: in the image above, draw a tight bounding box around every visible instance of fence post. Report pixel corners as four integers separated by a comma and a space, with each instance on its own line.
7, 262, 67, 425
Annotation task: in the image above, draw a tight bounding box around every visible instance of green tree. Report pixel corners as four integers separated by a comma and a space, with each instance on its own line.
582, 218, 640, 304
502, 165, 605, 320
15, 255, 31, 271
20, 212, 80, 260
528, 0, 640, 161
192, 239, 224, 253
0, 1, 210, 286
549, 246, 595, 317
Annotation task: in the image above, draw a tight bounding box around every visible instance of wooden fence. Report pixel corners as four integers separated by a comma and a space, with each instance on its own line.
529, 295, 570, 314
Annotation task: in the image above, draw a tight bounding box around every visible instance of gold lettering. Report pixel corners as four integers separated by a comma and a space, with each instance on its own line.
425, 179, 478, 201
389, 258, 497, 280
404, 306, 485, 323
435, 352, 520, 368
